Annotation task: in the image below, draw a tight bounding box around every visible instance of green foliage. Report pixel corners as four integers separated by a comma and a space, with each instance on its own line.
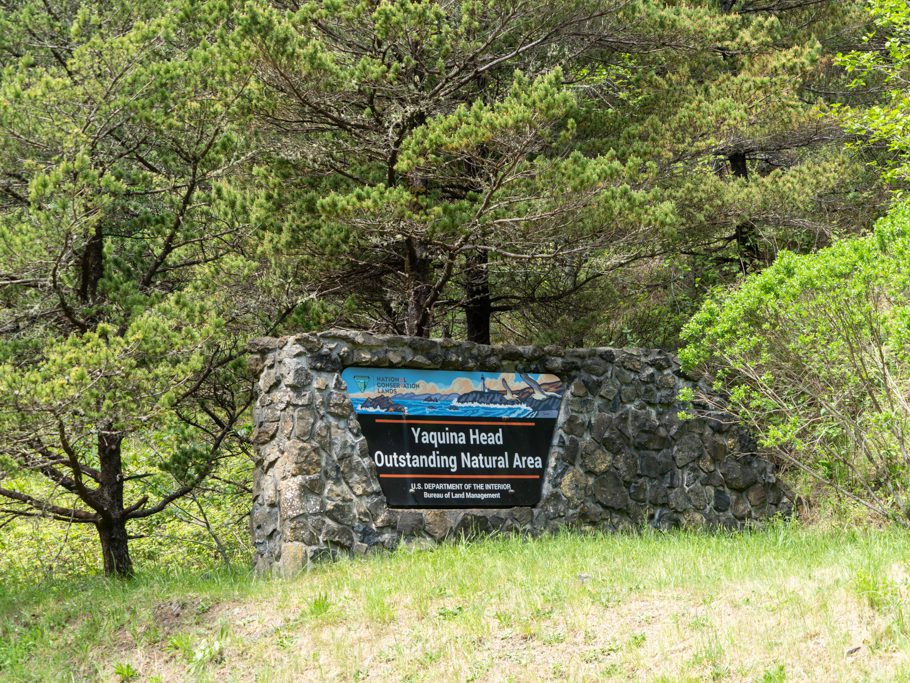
0, 0, 300, 575
113, 661, 140, 682
306, 592, 332, 619
837, 0, 910, 186
563, 0, 887, 348
681, 201, 910, 519
243, 0, 684, 340
0, 0, 898, 577
240, 0, 885, 346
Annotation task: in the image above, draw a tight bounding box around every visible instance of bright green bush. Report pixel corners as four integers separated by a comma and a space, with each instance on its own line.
681, 202, 910, 521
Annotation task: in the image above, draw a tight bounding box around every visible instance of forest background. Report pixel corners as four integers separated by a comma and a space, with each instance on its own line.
0, 0, 908, 579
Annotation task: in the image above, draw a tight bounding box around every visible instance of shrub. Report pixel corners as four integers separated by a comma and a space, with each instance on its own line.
680, 202, 910, 521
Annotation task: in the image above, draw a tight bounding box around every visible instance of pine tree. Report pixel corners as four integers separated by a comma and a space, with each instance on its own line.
243, 0, 674, 343
0, 0, 274, 576
245, 0, 887, 347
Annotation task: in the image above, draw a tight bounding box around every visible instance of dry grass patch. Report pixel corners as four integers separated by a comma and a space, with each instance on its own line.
3, 524, 910, 682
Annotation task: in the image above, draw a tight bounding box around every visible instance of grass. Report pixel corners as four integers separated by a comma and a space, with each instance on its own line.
3, 521, 910, 681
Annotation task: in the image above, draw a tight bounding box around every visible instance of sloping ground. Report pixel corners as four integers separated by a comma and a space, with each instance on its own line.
3, 525, 910, 682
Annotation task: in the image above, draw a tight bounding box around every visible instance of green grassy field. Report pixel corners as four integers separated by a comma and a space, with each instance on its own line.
3, 523, 910, 682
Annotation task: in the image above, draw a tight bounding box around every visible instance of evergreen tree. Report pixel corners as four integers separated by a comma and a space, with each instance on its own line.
246, 0, 887, 347
243, 0, 673, 343
519, 0, 887, 347
0, 0, 274, 576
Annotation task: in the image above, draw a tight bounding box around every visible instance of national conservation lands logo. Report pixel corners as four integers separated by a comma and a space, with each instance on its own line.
341, 368, 565, 508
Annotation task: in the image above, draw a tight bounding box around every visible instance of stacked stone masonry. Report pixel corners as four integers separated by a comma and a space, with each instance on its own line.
249, 331, 792, 574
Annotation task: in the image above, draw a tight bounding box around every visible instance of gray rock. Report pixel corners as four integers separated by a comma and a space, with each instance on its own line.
321, 520, 354, 547
620, 383, 640, 403
580, 442, 612, 474
301, 474, 323, 494
326, 391, 352, 417
562, 436, 580, 464
687, 484, 708, 509
258, 368, 279, 393
657, 373, 677, 389
680, 510, 705, 529
598, 378, 620, 400
251, 420, 279, 445
668, 487, 689, 512
424, 510, 453, 540
674, 434, 705, 467
326, 500, 356, 526
644, 483, 666, 506
309, 352, 341, 372
285, 440, 322, 477
706, 435, 729, 461
746, 483, 767, 507
720, 458, 758, 491
284, 517, 318, 545
456, 513, 493, 536
341, 457, 377, 496
619, 352, 642, 371
541, 491, 568, 518
294, 408, 316, 440
614, 368, 635, 384
582, 358, 609, 376
559, 468, 587, 505
626, 407, 660, 439
278, 542, 310, 575
591, 413, 613, 443
284, 364, 312, 388
396, 511, 424, 535
570, 378, 588, 397
513, 507, 534, 526
638, 451, 673, 478
562, 414, 587, 437
629, 479, 648, 502
731, 494, 751, 520
713, 488, 731, 512
592, 472, 629, 510
374, 508, 399, 529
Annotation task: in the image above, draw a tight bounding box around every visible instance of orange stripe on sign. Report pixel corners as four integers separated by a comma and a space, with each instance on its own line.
378, 474, 540, 479
374, 419, 535, 426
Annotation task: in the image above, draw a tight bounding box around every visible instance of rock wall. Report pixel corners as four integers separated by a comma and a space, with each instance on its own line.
249, 331, 792, 574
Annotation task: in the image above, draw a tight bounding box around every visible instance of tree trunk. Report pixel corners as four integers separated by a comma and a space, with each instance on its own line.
729, 150, 748, 179
404, 236, 432, 337
78, 225, 103, 303
464, 251, 491, 344
96, 515, 133, 577
729, 151, 759, 273
96, 424, 133, 577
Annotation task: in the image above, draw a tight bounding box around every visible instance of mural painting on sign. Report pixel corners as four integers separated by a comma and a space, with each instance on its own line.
341, 368, 565, 508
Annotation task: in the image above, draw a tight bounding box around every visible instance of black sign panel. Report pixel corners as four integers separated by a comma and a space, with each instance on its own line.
341, 368, 564, 508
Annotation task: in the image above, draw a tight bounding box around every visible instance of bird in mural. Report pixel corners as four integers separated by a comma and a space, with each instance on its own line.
501, 377, 517, 401
518, 372, 560, 400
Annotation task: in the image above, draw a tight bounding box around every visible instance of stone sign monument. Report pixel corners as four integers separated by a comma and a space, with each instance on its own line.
249, 331, 792, 574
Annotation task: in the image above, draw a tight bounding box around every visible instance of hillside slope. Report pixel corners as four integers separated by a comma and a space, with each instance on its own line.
2, 527, 910, 682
